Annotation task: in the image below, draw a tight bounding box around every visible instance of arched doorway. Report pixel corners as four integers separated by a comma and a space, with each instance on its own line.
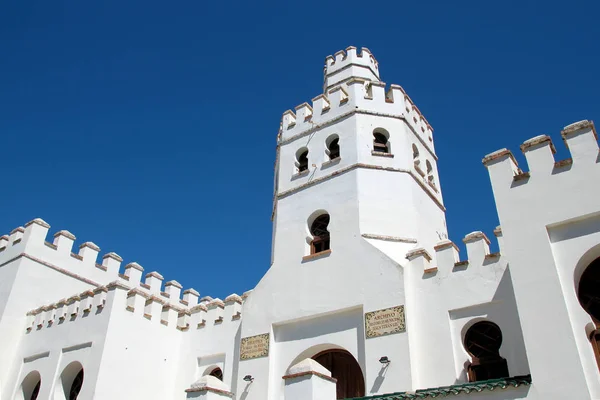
312, 350, 365, 399
577, 256, 600, 370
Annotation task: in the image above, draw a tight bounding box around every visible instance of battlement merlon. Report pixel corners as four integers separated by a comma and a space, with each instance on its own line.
0, 218, 218, 311
406, 229, 502, 277
324, 46, 380, 92
483, 120, 598, 196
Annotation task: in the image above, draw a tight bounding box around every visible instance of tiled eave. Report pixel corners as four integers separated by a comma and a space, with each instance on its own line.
346, 375, 531, 399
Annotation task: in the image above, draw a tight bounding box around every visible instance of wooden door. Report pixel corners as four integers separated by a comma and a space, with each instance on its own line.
313, 350, 365, 399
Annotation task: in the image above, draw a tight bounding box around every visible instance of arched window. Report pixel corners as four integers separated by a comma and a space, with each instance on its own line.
373, 132, 389, 153
328, 138, 340, 160
31, 381, 41, 400
297, 149, 309, 173
208, 367, 223, 381
310, 214, 330, 254
412, 144, 419, 160
57, 362, 84, 400
69, 369, 84, 400
19, 371, 41, 400
464, 321, 509, 382
426, 160, 435, 186
577, 256, 600, 370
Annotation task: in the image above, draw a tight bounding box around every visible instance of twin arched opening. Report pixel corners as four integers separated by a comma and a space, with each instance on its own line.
19, 362, 84, 400
294, 135, 340, 175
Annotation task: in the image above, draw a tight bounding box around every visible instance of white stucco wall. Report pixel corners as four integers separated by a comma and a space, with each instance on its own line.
485, 121, 600, 399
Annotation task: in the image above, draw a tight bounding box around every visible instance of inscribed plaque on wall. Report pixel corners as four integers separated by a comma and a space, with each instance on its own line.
365, 305, 405, 338
240, 333, 270, 360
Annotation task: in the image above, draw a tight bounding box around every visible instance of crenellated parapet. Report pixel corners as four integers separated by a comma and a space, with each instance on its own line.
185, 294, 243, 332
406, 229, 503, 277
483, 120, 598, 190
24, 281, 245, 334
25, 282, 121, 333
279, 58, 435, 155
0, 218, 253, 324
324, 46, 379, 91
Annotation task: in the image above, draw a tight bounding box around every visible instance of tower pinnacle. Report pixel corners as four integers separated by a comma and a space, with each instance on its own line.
323, 46, 380, 92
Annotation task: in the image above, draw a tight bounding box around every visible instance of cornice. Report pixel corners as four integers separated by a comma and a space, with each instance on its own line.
276, 163, 445, 211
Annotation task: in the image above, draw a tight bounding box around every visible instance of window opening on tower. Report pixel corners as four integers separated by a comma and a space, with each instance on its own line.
310, 214, 330, 254
426, 160, 435, 187
298, 150, 309, 173
328, 138, 340, 160
373, 132, 389, 153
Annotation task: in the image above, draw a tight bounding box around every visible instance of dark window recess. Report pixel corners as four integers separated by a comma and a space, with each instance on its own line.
313, 350, 365, 399
328, 138, 340, 160
69, 369, 84, 400
578, 257, 600, 371
31, 381, 41, 400
373, 133, 389, 153
310, 214, 330, 254
578, 257, 600, 321
209, 367, 223, 381
591, 330, 600, 371
298, 150, 309, 173
464, 321, 509, 382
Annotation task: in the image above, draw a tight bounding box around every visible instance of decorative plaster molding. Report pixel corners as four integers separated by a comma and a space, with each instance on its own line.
277, 163, 445, 211
361, 233, 417, 244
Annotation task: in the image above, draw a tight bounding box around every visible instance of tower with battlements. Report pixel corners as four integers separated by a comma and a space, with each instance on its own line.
1, 46, 600, 400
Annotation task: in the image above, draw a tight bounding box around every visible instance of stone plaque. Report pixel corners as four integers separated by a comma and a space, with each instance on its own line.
365, 305, 405, 338
240, 333, 270, 360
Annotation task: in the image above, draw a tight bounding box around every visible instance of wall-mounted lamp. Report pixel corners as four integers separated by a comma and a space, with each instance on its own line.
243, 375, 254, 382
379, 356, 391, 364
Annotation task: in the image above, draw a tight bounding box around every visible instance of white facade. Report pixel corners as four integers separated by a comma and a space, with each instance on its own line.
0, 46, 599, 400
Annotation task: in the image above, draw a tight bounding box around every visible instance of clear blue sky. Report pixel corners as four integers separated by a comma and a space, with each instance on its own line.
1, 1, 598, 299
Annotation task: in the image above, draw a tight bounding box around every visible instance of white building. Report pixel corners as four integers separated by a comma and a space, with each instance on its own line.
1, 46, 599, 400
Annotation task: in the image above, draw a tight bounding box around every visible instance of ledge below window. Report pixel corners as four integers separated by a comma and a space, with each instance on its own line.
302, 249, 332, 262
371, 151, 394, 158
291, 170, 309, 180
321, 157, 341, 169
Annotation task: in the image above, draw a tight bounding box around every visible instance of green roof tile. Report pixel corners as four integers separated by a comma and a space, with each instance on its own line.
346, 375, 532, 399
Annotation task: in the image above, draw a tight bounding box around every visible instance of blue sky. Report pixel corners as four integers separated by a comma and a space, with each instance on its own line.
1, 0, 598, 299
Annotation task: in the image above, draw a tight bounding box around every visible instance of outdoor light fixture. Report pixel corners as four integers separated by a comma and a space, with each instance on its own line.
379, 356, 391, 364
243, 375, 254, 382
